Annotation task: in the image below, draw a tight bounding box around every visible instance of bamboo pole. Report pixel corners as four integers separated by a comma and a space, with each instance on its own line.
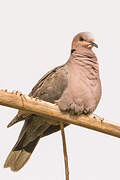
60, 121, 69, 180
0, 89, 120, 138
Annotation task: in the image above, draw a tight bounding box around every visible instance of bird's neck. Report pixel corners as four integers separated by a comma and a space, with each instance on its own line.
71, 47, 94, 57
67, 47, 100, 76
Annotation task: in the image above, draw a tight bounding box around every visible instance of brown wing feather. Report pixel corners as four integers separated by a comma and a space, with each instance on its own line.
9, 64, 68, 147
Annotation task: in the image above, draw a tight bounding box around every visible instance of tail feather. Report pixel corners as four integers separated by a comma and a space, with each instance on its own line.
4, 113, 68, 172
4, 137, 40, 171
4, 150, 31, 172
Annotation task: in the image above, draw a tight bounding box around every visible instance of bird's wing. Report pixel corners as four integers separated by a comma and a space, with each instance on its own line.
29, 64, 68, 102
8, 64, 68, 127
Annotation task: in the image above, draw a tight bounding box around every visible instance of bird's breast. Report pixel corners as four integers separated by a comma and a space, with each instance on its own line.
58, 61, 101, 114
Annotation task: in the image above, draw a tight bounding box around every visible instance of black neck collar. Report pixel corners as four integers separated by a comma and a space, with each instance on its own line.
71, 49, 76, 54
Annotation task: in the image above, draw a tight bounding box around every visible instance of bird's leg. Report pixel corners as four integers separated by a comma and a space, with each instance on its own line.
60, 121, 69, 180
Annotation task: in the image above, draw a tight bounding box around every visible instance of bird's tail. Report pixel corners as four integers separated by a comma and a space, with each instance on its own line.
4, 112, 67, 172
4, 136, 40, 172
4, 113, 50, 172
4, 150, 31, 172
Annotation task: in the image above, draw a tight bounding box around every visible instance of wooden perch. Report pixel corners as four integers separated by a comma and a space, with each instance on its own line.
0, 89, 120, 138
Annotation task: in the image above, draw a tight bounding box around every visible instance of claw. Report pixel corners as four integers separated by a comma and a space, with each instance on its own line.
91, 113, 104, 123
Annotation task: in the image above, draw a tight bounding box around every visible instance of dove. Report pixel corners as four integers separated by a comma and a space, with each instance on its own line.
4, 32, 102, 171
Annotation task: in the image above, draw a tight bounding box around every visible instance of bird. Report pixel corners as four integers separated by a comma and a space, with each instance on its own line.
4, 32, 102, 172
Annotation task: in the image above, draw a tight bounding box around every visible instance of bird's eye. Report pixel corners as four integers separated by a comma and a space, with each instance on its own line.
79, 37, 84, 41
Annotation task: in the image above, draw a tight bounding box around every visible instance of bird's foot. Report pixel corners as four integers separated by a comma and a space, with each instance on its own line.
12, 90, 27, 107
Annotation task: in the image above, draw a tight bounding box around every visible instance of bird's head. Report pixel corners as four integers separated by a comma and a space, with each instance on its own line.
72, 32, 98, 51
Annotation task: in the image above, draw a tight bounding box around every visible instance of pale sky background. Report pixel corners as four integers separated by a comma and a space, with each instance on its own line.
0, 0, 120, 180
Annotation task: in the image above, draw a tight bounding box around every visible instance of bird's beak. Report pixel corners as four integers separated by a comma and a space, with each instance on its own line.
90, 41, 98, 48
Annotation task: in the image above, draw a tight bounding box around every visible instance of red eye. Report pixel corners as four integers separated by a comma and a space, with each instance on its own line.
79, 37, 84, 41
